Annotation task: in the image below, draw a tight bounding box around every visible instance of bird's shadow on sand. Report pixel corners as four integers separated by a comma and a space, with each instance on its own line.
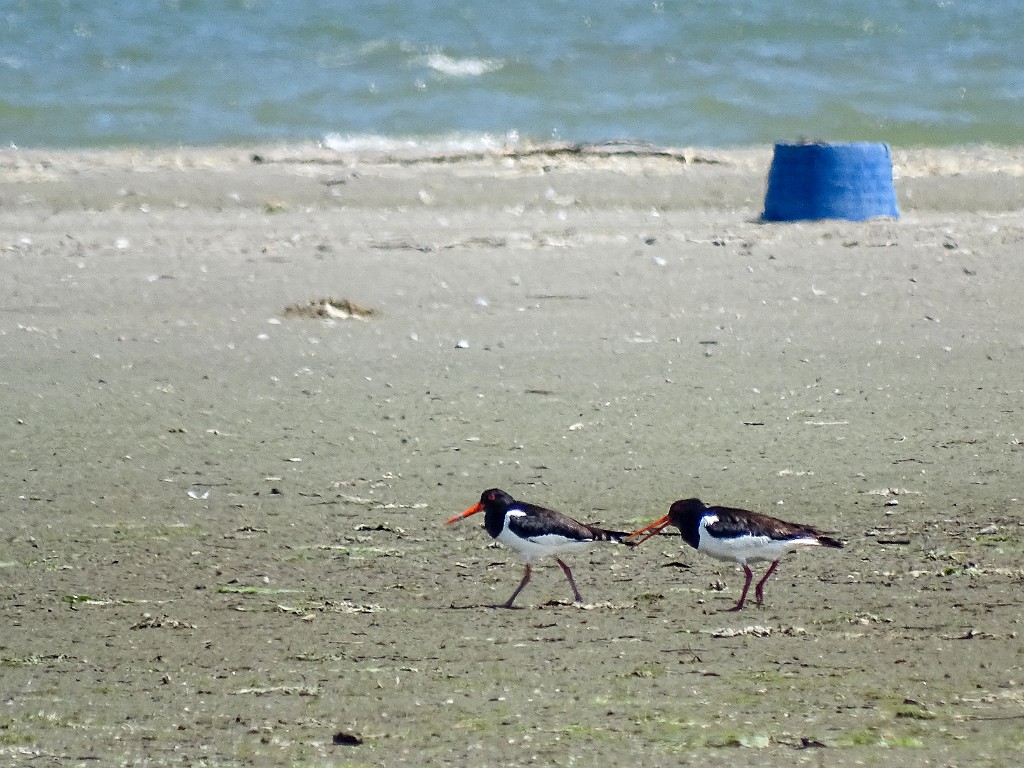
447, 601, 524, 610
447, 599, 627, 611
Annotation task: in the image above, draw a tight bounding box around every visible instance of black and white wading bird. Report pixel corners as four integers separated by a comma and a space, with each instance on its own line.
447, 488, 628, 608
627, 497, 843, 611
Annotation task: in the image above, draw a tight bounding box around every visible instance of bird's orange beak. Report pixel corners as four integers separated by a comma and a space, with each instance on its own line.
446, 501, 483, 525
625, 515, 671, 545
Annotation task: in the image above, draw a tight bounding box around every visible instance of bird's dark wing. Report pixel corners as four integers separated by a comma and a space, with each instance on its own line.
510, 503, 626, 543
706, 505, 838, 543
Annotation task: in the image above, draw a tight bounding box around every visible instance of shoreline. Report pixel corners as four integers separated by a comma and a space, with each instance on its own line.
3, 143, 1024, 216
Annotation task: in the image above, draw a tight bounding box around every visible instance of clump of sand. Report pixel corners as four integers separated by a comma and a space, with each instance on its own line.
282, 297, 377, 320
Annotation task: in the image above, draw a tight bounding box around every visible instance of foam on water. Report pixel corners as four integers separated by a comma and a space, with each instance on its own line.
422, 53, 504, 78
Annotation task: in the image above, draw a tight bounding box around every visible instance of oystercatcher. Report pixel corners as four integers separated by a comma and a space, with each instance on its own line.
627, 497, 843, 611
446, 488, 628, 608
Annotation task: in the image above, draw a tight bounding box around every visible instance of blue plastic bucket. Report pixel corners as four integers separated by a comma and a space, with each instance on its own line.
762, 142, 899, 222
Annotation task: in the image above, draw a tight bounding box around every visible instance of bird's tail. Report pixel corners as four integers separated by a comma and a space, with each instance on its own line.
589, 526, 631, 544
817, 534, 844, 549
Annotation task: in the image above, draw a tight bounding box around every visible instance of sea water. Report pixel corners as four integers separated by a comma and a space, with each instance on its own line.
1, 0, 1021, 149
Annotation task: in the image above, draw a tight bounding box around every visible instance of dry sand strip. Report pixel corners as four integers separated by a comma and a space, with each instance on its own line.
1, 144, 1023, 766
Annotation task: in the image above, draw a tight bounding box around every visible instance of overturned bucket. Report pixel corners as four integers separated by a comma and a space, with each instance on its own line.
762, 142, 899, 222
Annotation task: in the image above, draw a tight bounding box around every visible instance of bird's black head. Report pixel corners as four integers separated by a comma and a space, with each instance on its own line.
447, 488, 515, 526
668, 497, 707, 526
480, 488, 515, 510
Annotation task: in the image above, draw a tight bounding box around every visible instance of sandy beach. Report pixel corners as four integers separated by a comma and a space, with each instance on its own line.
2, 143, 1023, 766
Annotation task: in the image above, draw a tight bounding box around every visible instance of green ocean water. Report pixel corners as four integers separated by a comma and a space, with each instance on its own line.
1, 0, 1021, 148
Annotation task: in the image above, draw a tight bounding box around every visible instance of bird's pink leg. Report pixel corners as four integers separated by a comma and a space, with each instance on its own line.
501, 564, 532, 608
754, 560, 780, 606
556, 558, 585, 604
727, 564, 755, 611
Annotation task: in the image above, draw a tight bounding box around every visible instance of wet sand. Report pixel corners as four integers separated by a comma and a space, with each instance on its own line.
2, 143, 1023, 766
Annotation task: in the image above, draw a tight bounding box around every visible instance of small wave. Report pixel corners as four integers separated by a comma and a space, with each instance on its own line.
322, 131, 521, 155
422, 53, 503, 77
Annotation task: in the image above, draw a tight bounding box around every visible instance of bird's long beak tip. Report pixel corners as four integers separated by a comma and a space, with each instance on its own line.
625, 515, 671, 545
446, 502, 483, 525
